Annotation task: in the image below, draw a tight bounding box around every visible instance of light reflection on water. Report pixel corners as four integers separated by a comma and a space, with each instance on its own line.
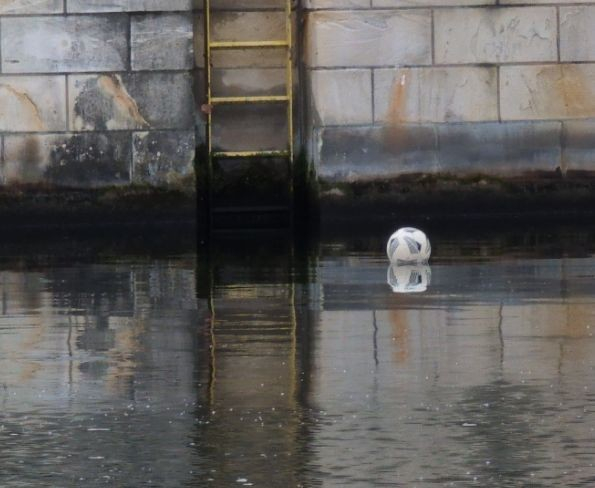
2, 228, 595, 486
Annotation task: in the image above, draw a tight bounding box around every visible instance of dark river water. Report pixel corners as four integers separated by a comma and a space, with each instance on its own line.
3, 224, 595, 486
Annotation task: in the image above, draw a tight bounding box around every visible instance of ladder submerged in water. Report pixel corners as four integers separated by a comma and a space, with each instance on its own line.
203, 0, 294, 228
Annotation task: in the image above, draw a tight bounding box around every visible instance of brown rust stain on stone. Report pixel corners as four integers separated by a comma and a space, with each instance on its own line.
547, 65, 595, 118
386, 72, 408, 126
543, 65, 595, 175
382, 71, 413, 152
98, 75, 149, 128
0, 84, 45, 131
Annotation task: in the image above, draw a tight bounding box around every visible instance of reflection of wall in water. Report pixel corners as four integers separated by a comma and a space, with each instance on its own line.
0, 260, 200, 404
310, 256, 595, 485
0, 257, 212, 485
198, 258, 315, 487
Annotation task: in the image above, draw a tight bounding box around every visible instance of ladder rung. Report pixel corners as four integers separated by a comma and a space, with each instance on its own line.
212, 150, 290, 159
209, 40, 288, 50
212, 206, 289, 214
210, 95, 289, 105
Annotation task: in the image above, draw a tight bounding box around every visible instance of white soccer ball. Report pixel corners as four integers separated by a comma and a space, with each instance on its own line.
387, 264, 431, 293
386, 227, 431, 264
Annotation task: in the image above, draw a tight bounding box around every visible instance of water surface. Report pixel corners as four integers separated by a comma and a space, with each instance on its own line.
3, 226, 595, 486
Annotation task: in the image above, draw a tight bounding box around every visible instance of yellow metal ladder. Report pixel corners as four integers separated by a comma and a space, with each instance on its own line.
203, 0, 294, 225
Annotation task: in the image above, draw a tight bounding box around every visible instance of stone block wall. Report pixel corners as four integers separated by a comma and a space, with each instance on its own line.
8, 1, 595, 190
305, 1, 595, 182
0, 0, 195, 188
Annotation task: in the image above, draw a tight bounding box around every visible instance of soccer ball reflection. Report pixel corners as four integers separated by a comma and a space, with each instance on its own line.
387, 264, 431, 293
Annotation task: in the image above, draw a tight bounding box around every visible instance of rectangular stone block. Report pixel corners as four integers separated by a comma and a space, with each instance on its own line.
1, 16, 128, 74
68, 0, 192, 12
502, 0, 595, 4
500, 64, 595, 120
125, 73, 195, 131
133, 131, 195, 186
211, 104, 288, 153
560, 7, 595, 62
211, 11, 285, 43
435, 7, 557, 64
0, 76, 66, 132
306, 10, 431, 68
69, 73, 194, 131
132, 13, 194, 71
316, 125, 439, 182
205, 46, 287, 72
438, 121, 562, 174
195, 12, 287, 69
210, 0, 286, 9
4, 134, 64, 184
562, 121, 595, 172
315, 121, 565, 182
304, 0, 370, 8
310, 69, 372, 126
0, 0, 62, 14
373, 0, 493, 5
374, 67, 498, 124
4, 133, 131, 187
211, 68, 286, 97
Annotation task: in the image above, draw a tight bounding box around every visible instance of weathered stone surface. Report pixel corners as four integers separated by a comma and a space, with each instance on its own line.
69, 73, 194, 131
306, 10, 431, 67
500, 64, 595, 120
132, 13, 194, 71
194, 12, 287, 69
0, 0, 62, 14
210, 11, 285, 43
310, 69, 372, 126
133, 131, 195, 185
68, 0, 193, 13
123, 73, 195, 131
211, 68, 286, 97
46, 133, 132, 187
502, 0, 595, 4
194, 69, 207, 146
438, 121, 562, 174
373, 0, 492, 5
562, 121, 595, 172
4, 133, 131, 187
212, 105, 287, 152
210, 0, 287, 9
435, 7, 557, 64
560, 7, 595, 62
194, 67, 206, 109
0, 76, 66, 132
204, 46, 287, 70
316, 125, 439, 182
316, 121, 563, 182
1, 16, 128, 74
4, 134, 63, 184
70, 75, 150, 131
304, 0, 370, 8
374, 67, 498, 124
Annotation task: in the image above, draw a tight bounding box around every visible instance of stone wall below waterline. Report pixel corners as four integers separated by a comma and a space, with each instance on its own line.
0, 2, 195, 188
304, 2, 595, 183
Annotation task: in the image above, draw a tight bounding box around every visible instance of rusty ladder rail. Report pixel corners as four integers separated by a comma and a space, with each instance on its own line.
204, 0, 294, 227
